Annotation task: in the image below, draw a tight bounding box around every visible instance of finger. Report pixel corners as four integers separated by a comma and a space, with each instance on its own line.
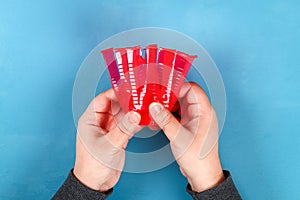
171, 100, 180, 112
80, 89, 120, 128
179, 82, 211, 108
94, 112, 116, 132
178, 82, 191, 98
148, 120, 160, 131
149, 102, 181, 141
149, 103, 197, 160
94, 88, 118, 102
91, 88, 119, 114
179, 82, 213, 119
106, 111, 142, 149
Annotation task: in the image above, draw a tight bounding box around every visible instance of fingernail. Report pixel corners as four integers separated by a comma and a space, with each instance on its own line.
150, 103, 163, 115
128, 112, 141, 124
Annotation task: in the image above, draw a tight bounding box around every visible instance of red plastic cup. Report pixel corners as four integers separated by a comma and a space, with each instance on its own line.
101, 45, 197, 125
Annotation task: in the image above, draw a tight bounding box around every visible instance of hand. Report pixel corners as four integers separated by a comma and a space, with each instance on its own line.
149, 82, 225, 192
74, 89, 142, 192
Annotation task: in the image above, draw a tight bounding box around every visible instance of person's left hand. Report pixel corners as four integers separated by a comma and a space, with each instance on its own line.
149, 82, 224, 192
74, 88, 142, 192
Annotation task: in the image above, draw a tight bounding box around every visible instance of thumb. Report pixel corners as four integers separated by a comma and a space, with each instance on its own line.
149, 102, 181, 141
107, 111, 141, 148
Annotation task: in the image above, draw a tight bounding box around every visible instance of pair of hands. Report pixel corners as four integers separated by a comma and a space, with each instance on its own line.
74, 82, 225, 193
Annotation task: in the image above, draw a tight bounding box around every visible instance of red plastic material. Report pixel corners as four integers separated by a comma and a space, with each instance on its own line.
145, 44, 158, 64
168, 51, 197, 109
101, 45, 197, 125
158, 47, 176, 67
157, 48, 176, 109
101, 48, 120, 90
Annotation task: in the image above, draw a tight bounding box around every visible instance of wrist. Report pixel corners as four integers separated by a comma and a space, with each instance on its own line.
188, 168, 225, 192
74, 136, 117, 192
73, 162, 106, 192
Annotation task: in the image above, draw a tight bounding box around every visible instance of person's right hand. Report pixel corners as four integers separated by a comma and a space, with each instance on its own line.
149, 82, 225, 192
74, 89, 142, 192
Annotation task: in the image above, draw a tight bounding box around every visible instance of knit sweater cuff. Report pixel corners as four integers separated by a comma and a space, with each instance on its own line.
52, 170, 113, 200
186, 170, 242, 200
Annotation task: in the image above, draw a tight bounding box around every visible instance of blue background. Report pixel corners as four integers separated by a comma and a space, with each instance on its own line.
1, 0, 300, 199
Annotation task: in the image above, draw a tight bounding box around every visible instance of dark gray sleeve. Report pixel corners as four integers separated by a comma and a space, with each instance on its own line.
52, 170, 113, 200
186, 170, 242, 200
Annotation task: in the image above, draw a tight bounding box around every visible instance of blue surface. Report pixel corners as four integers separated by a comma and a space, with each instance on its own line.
1, 0, 300, 199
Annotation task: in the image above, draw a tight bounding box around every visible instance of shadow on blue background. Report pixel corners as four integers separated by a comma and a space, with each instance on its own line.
1, 0, 300, 199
